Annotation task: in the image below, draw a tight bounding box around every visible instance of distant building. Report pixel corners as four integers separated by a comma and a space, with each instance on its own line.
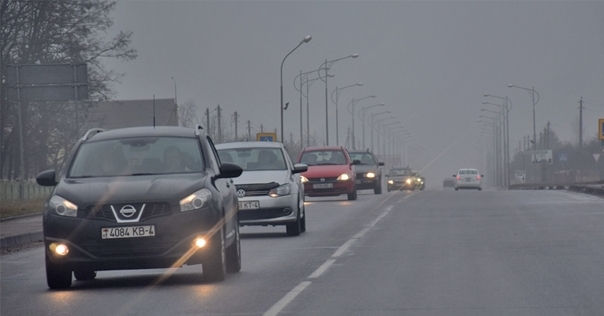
88, 98, 177, 129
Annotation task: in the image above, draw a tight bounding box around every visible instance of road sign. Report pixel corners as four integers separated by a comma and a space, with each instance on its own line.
599, 118, 604, 140
526, 149, 552, 164
594, 153, 601, 162
256, 132, 277, 142
558, 153, 568, 163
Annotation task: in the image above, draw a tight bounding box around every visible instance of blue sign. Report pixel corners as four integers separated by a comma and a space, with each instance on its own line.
558, 153, 567, 162
260, 136, 274, 142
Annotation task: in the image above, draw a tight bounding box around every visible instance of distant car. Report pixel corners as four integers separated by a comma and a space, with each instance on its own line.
386, 167, 416, 191
215, 141, 308, 236
36, 126, 243, 289
454, 168, 483, 190
443, 177, 456, 188
348, 150, 384, 194
411, 171, 425, 190
298, 146, 359, 200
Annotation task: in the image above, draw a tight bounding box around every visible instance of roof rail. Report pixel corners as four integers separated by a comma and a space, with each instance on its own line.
82, 128, 105, 141
195, 125, 203, 136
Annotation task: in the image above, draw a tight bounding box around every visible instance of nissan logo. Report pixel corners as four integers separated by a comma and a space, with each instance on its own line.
237, 189, 246, 198
119, 205, 137, 218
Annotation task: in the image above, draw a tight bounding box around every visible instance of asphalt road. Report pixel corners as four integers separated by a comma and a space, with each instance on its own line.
2, 189, 603, 316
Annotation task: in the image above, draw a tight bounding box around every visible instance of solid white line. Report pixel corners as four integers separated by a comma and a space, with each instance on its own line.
352, 227, 371, 239
332, 239, 357, 258
263, 281, 312, 316
308, 259, 336, 278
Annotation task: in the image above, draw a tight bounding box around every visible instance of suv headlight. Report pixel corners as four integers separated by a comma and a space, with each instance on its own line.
180, 188, 212, 212
366, 172, 375, 178
300, 175, 309, 183
406, 178, 412, 184
269, 183, 291, 197
337, 174, 350, 181
49, 195, 78, 217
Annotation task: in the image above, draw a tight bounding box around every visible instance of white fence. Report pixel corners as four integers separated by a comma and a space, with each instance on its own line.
0, 180, 53, 202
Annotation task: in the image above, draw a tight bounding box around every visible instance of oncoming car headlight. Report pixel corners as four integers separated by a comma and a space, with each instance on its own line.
366, 172, 375, 178
406, 178, 412, 184
300, 175, 309, 183
337, 174, 350, 181
387, 180, 394, 184
49, 195, 78, 217
180, 188, 212, 212
269, 183, 291, 197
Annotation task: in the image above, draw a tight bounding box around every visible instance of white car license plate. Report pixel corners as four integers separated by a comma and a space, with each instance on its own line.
239, 200, 260, 210
101, 225, 155, 239
313, 183, 333, 189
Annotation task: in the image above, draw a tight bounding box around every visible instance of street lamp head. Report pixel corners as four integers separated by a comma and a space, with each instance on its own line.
378, 103, 385, 106
302, 35, 312, 43
481, 101, 487, 104
357, 83, 363, 86
351, 53, 359, 58
483, 94, 489, 97
507, 84, 514, 88
480, 109, 485, 111
370, 95, 376, 98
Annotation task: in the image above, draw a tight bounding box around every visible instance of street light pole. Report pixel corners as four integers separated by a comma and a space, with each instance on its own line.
331, 83, 363, 145
367, 110, 391, 152
508, 85, 539, 151
483, 94, 513, 187
319, 53, 359, 145
347, 95, 376, 149
357, 103, 385, 149
280, 35, 311, 143
374, 116, 396, 159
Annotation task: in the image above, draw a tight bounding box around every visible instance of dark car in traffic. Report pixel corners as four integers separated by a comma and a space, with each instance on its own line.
36, 126, 243, 289
386, 167, 416, 191
298, 146, 359, 200
348, 150, 384, 194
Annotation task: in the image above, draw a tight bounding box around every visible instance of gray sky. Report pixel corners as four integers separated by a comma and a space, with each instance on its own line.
107, 0, 604, 184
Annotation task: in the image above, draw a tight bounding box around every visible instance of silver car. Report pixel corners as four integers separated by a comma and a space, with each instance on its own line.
454, 168, 483, 191
215, 142, 308, 236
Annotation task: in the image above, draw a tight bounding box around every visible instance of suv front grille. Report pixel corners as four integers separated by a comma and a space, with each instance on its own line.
85, 202, 172, 222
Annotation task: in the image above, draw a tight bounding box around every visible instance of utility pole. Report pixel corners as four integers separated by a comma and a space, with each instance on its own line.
206, 108, 210, 133
579, 97, 583, 151
217, 105, 222, 143
233, 111, 239, 140
247, 120, 251, 141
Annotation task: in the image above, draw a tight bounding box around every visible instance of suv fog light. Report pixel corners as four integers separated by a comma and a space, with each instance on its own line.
51, 243, 69, 256
193, 237, 207, 248
282, 208, 293, 215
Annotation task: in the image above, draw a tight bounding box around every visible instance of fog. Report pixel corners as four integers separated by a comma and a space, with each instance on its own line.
107, 1, 604, 187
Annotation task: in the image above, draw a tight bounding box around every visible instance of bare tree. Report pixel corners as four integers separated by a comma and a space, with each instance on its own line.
0, 0, 137, 179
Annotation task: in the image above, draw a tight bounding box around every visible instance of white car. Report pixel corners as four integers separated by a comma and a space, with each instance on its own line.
215, 142, 308, 236
454, 168, 483, 191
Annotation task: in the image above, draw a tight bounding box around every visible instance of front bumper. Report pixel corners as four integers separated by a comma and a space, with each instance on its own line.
237, 195, 299, 226
303, 180, 354, 197
43, 207, 222, 271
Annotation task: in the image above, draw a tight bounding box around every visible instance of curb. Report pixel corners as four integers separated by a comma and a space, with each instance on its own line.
1, 231, 43, 249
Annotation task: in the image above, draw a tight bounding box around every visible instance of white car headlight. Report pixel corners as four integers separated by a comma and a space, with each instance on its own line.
180, 188, 212, 212
337, 173, 350, 181
387, 180, 394, 184
300, 175, 309, 183
406, 178, 412, 184
49, 195, 78, 217
269, 183, 291, 197
366, 172, 375, 178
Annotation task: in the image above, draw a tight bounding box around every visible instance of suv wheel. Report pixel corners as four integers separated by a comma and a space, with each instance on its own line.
46, 255, 72, 289
225, 222, 241, 273
300, 200, 306, 233
347, 186, 358, 200
203, 226, 226, 282
374, 179, 382, 195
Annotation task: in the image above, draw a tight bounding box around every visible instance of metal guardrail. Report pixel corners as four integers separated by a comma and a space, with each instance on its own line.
567, 182, 604, 196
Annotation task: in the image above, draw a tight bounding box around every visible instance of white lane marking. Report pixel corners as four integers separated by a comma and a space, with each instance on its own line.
263, 202, 399, 315
263, 281, 312, 316
332, 239, 357, 258
308, 259, 336, 278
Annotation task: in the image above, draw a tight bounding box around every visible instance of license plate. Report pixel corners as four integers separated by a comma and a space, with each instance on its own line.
239, 200, 259, 210
313, 183, 333, 189
102, 225, 155, 239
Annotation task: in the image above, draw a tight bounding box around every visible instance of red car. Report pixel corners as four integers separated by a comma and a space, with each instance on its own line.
297, 146, 359, 200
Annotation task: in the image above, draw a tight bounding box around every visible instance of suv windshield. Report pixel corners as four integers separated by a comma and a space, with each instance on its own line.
69, 137, 204, 177
349, 153, 376, 165
389, 168, 412, 176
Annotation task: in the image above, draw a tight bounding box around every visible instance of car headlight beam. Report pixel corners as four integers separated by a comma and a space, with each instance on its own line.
269, 183, 291, 197
337, 174, 350, 181
366, 172, 375, 178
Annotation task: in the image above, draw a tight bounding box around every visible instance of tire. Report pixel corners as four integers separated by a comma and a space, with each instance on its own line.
347, 187, 357, 200
286, 203, 302, 236
300, 201, 306, 233
225, 222, 241, 273
374, 179, 382, 195
203, 226, 226, 282
74, 269, 96, 281
455, 188, 459, 191
46, 256, 72, 289
478, 187, 482, 191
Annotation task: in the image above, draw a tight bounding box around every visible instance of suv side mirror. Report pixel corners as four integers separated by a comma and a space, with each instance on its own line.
378, 162, 385, 166
217, 162, 243, 179
293, 163, 308, 174
36, 169, 57, 186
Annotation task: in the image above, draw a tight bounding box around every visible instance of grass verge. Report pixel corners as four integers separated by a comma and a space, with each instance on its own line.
0, 199, 45, 220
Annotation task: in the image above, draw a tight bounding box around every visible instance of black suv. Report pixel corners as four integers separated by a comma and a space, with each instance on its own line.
386, 166, 416, 191
36, 126, 243, 289
348, 150, 384, 194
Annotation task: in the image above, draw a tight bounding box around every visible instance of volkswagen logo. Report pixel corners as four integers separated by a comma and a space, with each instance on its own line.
119, 205, 137, 218
320, 178, 325, 182
237, 189, 246, 198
